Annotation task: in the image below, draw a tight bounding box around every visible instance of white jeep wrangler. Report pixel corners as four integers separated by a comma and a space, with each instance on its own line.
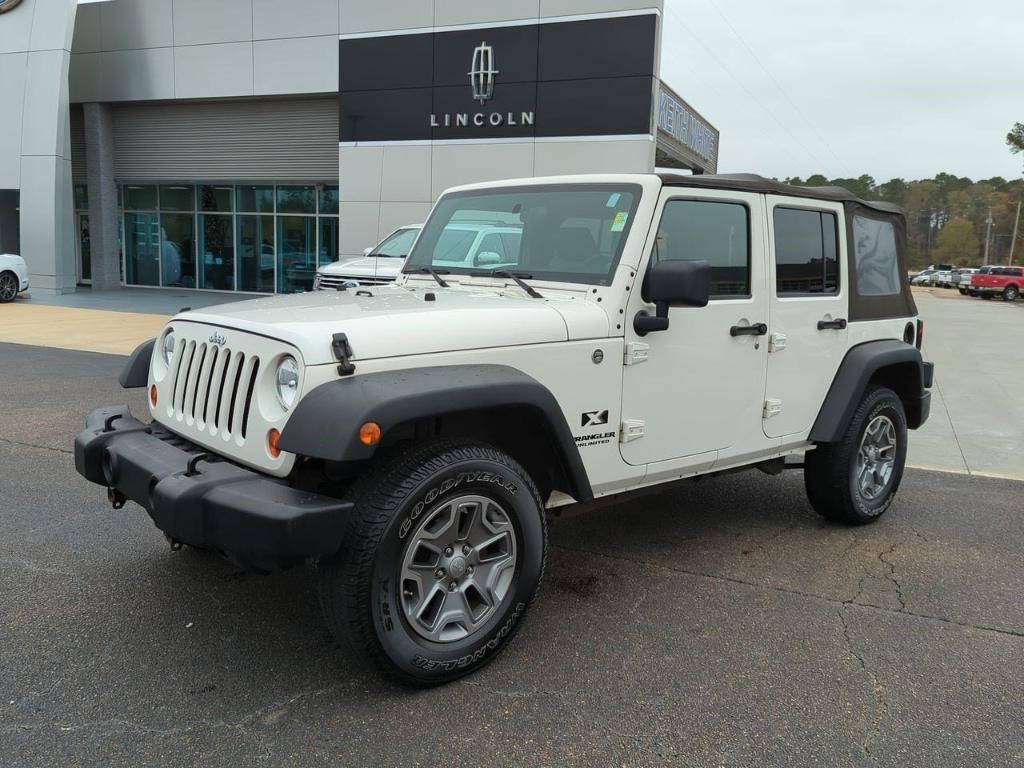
76, 173, 933, 685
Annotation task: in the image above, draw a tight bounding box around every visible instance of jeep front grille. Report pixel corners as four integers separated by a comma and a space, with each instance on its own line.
169, 341, 260, 441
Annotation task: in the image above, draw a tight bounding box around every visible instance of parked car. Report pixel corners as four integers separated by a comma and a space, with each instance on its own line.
966, 266, 997, 296
911, 269, 935, 286
952, 267, 979, 294
75, 172, 933, 685
315, 225, 422, 289
0, 253, 30, 302
970, 265, 1023, 301
931, 269, 953, 288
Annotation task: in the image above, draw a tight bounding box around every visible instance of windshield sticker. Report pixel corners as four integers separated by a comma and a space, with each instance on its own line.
605, 193, 621, 208
610, 211, 629, 232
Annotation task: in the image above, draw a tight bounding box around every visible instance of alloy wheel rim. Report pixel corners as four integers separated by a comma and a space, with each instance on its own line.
856, 415, 897, 500
399, 493, 517, 643
0, 274, 16, 301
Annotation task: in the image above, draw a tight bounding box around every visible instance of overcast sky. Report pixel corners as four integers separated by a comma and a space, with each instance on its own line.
660, 0, 1023, 182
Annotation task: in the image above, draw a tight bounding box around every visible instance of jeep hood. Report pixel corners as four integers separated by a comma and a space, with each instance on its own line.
176, 285, 609, 365
319, 256, 404, 278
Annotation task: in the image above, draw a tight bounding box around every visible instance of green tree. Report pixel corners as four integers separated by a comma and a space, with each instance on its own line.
933, 218, 979, 265
1008, 122, 1024, 168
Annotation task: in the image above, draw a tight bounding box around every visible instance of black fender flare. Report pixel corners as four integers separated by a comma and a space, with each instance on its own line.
278, 364, 593, 502
119, 339, 155, 389
809, 339, 929, 443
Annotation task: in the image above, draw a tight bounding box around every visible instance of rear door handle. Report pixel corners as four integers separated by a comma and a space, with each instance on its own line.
817, 318, 847, 330
730, 322, 768, 337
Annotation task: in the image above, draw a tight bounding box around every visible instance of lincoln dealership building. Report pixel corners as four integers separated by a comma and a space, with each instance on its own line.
0, 0, 718, 298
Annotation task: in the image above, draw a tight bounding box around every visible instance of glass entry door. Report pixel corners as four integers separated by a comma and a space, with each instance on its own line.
76, 213, 91, 283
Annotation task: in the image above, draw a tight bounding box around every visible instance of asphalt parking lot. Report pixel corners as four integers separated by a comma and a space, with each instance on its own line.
2, 298, 1023, 767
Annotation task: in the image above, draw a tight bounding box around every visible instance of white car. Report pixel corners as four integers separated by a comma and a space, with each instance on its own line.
314, 225, 421, 290
0, 253, 29, 302
931, 270, 953, 288
77, 173, 934, 685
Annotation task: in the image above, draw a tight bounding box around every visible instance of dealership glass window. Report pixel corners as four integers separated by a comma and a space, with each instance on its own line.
161, 213, 195, 287
124, 184, 157, 211
200, 184, 233, 213
852, 215, 900, 296
199, 215, 234, 290
277, 185, 316, 215
124, 212, 161, 286
237, 185, 275, 214
773, 207, 839, 295
653, 199, 750, 297
318, 216, 339, 266
319, 185, 339, 215
237, 215, 275, 293
159, 184, 195, 212
278, 215, 316, 293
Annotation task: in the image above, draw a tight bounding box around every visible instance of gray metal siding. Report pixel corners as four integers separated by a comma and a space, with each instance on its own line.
112, 98, 339, 181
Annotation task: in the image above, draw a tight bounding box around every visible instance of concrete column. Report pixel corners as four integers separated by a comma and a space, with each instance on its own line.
84, 103, 120, 290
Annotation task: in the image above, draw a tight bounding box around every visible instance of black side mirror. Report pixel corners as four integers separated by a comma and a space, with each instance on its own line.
634, 260, 711, 335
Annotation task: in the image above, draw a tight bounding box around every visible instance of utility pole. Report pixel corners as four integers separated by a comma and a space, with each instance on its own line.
1009, 199, 1021, 265
983, 207, 993, 264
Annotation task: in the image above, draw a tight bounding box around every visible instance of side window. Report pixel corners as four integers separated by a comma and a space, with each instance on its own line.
773, 207, 839, 295
654, 199, 750, 298
852, 215, 901, 296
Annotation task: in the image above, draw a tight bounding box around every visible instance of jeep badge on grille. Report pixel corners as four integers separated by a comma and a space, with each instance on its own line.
209, 332, 226, 345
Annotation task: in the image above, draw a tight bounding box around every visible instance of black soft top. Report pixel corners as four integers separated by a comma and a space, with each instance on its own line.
657, 172, 902, 215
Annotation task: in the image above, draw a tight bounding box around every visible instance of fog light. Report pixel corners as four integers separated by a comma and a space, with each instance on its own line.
359, 421, 382, 446
267, 428, 281, 458
149, 384, 158, 407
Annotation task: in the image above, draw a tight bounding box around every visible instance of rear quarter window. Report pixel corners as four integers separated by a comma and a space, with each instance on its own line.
852, 215, 901, 296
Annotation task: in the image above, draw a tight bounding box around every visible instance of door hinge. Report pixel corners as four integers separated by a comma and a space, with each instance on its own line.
623, 341, 650, 365
768, 332, 787, 353
763, 398, 783, 419
620, 419, 645, 442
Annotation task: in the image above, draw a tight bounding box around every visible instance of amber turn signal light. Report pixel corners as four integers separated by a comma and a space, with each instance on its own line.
359, 421, 382, 446
267, 428, 282, 458
149, 384, 158, 407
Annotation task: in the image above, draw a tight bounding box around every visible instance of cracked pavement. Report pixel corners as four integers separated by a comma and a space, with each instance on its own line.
1, 342, 1023, 767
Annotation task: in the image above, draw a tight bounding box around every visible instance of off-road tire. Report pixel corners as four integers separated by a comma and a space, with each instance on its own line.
1003, 285, 1019, 301
804, 386, 908, 525
318, 438, 546, 686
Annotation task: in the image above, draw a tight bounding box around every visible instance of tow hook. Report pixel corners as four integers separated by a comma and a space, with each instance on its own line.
107, 487, 127, 510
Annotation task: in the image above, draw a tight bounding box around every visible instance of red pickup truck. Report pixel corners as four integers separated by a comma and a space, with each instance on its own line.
970, 266, 1022, 301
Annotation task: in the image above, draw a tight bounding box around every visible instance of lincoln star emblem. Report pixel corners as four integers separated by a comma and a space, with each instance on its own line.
208, 333, 227, 345
468, 41, 499, 104
0, 0, 25, 13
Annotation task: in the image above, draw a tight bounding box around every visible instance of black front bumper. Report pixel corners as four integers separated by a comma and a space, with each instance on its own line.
75, 406, 352, 569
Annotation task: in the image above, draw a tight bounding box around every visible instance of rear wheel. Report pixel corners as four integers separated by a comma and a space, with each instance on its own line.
1003, 285, 1019, 301
0, 271, 18, 303
805, 386, 908, 525
318, 438, 546, 685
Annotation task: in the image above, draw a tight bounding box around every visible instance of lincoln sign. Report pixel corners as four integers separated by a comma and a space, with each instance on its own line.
338, 13, 657, 143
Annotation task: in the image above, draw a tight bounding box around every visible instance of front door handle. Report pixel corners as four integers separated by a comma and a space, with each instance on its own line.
730, 322, 768, 337
817, 318, 848, 330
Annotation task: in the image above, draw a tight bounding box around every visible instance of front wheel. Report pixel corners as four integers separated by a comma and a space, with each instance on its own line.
804, 386, 908, 525
319, 439, 546, 685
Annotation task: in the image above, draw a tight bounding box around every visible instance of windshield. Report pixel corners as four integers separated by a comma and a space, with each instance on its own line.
404, 184, 641, 285
371, 227, 419, 258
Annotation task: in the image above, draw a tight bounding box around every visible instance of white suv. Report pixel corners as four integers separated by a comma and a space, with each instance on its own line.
0, 253, 29, 302
76, 173, 933, 685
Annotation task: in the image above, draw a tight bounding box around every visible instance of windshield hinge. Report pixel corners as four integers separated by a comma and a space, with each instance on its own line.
620, 419, 645, 443
331, 332, 356, 377
623, 341, 650, 366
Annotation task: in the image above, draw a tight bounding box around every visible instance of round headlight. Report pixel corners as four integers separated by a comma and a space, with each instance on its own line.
161, 331, 176, 365
275, 356, 300, 410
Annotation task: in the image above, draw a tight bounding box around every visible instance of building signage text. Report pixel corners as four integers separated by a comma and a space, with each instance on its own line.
658, 91, 718, 164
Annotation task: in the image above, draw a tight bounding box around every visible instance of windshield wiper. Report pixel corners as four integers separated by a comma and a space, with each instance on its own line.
470, 269, 543, 299
408, 266, 450, 288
